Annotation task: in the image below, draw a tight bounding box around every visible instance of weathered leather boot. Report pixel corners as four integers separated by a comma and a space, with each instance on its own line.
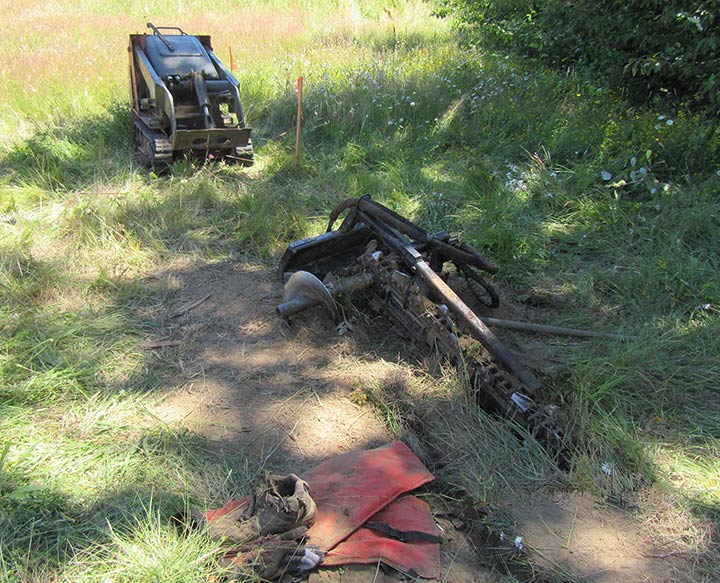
208, 473, 317, 543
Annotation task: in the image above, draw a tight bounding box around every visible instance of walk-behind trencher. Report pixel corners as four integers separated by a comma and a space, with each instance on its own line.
129, 23, 253, 170
277, 197, 565, 449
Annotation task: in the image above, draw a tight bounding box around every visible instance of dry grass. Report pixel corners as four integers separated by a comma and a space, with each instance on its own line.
0, 0, 440, 140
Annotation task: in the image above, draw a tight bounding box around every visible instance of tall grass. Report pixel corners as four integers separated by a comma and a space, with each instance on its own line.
1, 0, 718, 580
61, 505, 228, 583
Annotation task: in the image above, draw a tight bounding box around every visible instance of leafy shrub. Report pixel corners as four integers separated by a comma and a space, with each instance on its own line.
438, 0, 720, 110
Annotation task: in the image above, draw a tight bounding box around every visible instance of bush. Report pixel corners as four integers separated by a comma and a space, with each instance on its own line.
438, 0, 720, 110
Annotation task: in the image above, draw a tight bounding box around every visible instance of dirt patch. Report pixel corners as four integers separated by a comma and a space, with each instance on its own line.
505, 490, 692, 582
149, 261, 391, 472
143, 260, 504, 581
144, 260, 693, 583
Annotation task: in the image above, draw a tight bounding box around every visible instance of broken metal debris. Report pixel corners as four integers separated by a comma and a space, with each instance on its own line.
277, 196, 563, 446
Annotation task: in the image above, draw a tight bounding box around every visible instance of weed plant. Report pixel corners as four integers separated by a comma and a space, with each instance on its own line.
0, 0, 718, 580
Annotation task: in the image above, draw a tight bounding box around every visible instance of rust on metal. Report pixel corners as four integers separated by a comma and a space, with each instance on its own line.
281, 271, 339, 323
278, 272, 375, 321
278, 196, 564, 447
412, 256, 541, 393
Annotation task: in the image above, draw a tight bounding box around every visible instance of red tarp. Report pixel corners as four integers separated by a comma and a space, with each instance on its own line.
203, 496, 249, 522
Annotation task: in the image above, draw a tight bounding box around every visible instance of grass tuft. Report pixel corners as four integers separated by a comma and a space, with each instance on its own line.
62, 504, 227, 583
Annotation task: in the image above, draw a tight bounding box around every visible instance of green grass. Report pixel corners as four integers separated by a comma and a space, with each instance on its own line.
1, 0, 719, 580
61, 506, 228, 583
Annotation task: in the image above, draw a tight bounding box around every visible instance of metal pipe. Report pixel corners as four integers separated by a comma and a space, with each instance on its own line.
480, 317, 636, 341
412, 258, 543, 393
146, 22, 175, 51
327, 197, 498, 274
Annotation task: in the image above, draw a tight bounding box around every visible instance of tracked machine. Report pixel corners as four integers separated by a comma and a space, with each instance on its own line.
129, 23, 253, 170
277, 197, 564, 449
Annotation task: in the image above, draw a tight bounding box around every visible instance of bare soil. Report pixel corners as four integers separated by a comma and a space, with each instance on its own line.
149, 261, 391, 473
146, 260, 693, 583
505, 490, 693, 583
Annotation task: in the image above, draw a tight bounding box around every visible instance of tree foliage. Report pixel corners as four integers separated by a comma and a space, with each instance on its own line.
438, 0, 720, 110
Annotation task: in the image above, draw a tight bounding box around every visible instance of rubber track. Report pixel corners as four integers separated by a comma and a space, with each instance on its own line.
134, 120, 173, 166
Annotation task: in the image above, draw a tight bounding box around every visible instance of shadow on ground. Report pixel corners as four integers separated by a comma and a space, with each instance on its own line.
1, 34, 718, 581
